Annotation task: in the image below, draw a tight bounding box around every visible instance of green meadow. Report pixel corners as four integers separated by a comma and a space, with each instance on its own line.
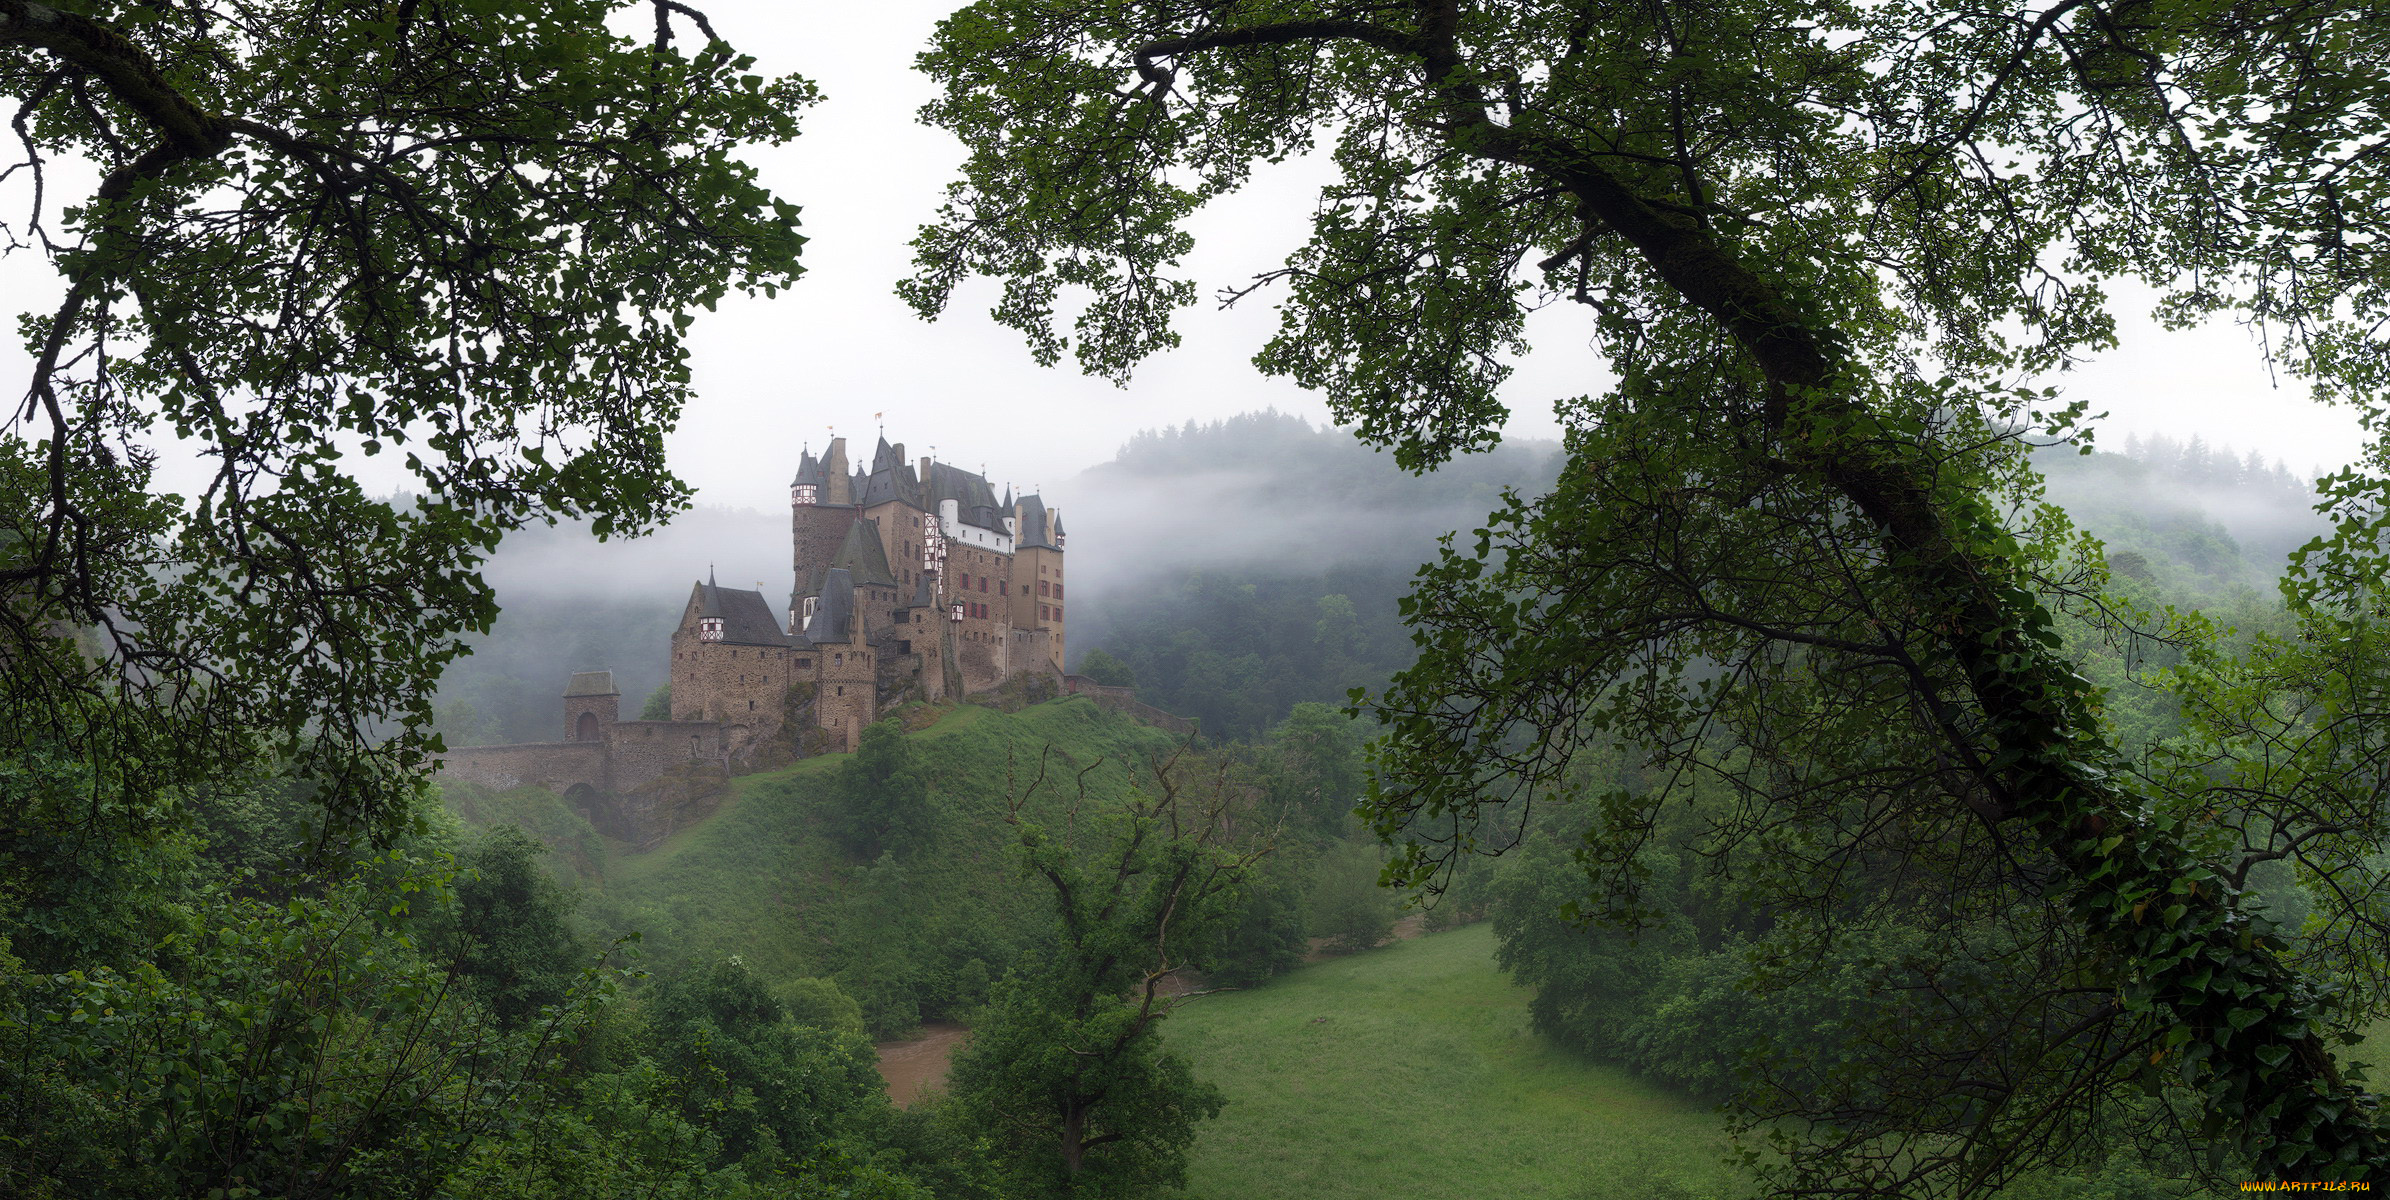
1164, 923, 1752, 1200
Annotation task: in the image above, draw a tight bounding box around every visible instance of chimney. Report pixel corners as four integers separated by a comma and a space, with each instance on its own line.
824, 437, 852, 505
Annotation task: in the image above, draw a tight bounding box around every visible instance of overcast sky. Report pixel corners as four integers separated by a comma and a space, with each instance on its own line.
645, 0, 2372, 507
4, 2, 2372, 516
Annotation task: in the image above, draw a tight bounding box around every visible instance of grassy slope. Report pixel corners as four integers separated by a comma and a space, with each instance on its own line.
1166, 922, 1750, 1200
567, 697, 1187, 986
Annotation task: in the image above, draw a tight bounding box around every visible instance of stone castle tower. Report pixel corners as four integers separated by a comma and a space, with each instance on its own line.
437, 433, 1080, 843
665, 433, 1069, 755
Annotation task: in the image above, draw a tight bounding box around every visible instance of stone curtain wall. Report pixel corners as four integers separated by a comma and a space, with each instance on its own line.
817, 644, 878, 750
439, 721, 729, 798
1058, 677, 1195, 736
1006, 627, 1055, 684
439, 741, 611, 794
604, 719, 728, 787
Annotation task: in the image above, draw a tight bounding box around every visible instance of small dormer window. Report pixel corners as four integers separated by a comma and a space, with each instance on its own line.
793, 484, 818, 506
700, 617, 724, 641
1055, 530, 1066, 549
802, 596, 818, 623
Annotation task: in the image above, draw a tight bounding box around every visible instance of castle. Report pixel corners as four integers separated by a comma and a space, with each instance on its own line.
437, 434, 1072, 830
667, 433, 1070, 755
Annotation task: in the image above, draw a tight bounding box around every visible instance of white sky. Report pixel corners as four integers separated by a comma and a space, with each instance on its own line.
3, 1, 2372, 513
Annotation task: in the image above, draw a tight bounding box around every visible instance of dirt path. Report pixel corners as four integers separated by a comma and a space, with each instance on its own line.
875, 1021, 970, 1107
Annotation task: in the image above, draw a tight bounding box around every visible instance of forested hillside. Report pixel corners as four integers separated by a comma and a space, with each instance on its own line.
2036, 434, 2324, 601
433, 417, 2326, 751
1062, 411, 1563, 738
432, 410, 1562, 745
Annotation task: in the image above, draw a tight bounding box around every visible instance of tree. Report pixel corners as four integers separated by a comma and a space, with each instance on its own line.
429, 824, 586, 1027
945, 749, 1264, 1197
643, 955, 887, 1169
1074, 646, 1136, 687
641, 683, 674, 722
906, 1, 2390, 1188
0, 0, 809, 833
825, 718, 934, 860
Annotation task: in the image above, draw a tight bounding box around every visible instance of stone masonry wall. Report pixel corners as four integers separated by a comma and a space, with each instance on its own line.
1006, 626, 1055, 686
562, 691, 619, 741
815, 642, 877, 750
440, 741, 611, 794
604, 719, 728, 788
792, 504, 858, 593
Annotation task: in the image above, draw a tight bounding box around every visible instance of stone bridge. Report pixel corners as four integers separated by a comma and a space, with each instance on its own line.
437, 672, 736, 849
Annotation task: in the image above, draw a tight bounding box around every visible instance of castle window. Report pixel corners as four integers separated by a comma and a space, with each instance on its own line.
749, 700, 756, 711
1000, 580, 1007, 595
978, 577, 988, 593
796, 658, 811, 669
1041, 604, 1050, 620
834, 653, 843, 666
836, 686, 844, 696
700, 616, 724, 642
1039, 580, 1050, 596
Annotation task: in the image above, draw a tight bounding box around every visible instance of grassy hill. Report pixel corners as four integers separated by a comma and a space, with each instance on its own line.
1164, 922, 1752, 1200
445, 696, 1190, 1031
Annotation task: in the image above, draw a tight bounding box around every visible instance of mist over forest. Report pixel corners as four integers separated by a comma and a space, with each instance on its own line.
434, 412, 2327, 748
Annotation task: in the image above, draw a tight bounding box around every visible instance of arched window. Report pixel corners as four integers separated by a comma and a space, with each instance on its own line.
575, 711, 600, 741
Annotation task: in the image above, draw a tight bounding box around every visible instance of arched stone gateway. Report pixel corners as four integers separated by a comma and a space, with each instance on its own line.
576, 711, 601, 741
563, 781, 603, 820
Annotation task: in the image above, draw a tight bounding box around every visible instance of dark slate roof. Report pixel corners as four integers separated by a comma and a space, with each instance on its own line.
923, 461, 1002, 516
898, 572, 937, 611
859, 437, 923, 509
700, 568, 724, 618
790, 448, 827, 489
1017, 494, 1060, 549
831, 520, 898, 588
700, 579, 786, 645
565, 670, 618, 697
803, 568, 855, 644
